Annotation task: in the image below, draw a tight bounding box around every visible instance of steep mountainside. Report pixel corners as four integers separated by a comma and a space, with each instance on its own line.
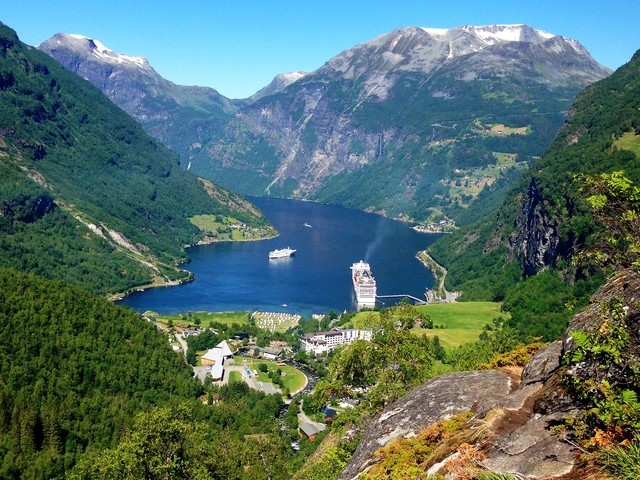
429, 48, 640, 300
41, 25, 611, 225
338, 268, 640, 479
0, 22, 271, 294
38, 33, 240, 164
197, 24, 611, 222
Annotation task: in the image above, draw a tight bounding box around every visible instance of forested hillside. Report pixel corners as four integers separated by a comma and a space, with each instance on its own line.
0, 22, 271, 294
429, 48, 640, 340
0, 268, 297, 479
0, 268, 200, 477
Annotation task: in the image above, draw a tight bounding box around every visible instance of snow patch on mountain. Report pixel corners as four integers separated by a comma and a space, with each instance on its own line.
331, 24, 565, 78
463, 24, 555, 44
279, 71, 308, 83
248, 71, 309, 101
421, 27, 449, 38
41, 33, 150, 70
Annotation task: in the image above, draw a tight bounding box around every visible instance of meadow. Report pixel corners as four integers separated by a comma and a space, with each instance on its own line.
145, 310, 251, 328
417, 302, 507, 348
614, 131, 640, 157
351, 302, 507, 350
234, 356, 307, 394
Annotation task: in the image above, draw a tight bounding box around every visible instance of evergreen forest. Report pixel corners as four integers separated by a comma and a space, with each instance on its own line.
2, 14, 640, 480
0, 22, 271, 295
0, 268, 300, 479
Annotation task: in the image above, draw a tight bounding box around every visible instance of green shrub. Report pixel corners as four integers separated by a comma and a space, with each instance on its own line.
602, 440, 640, 480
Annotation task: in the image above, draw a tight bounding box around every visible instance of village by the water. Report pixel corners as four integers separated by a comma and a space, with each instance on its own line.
146, 255, 457, 443
150, 309, 372, 443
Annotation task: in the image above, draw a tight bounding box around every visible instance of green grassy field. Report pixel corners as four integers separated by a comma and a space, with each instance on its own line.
416, 302, 507, 349
189, 214, 275, 241
236, 356, 307, 394
256, 363, 307, 393
350, 302, 507, 350
145, 310, 251, 329
614, 131, 640, 158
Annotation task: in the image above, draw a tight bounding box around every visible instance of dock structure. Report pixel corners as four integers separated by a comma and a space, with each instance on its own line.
375, 294, 427, 305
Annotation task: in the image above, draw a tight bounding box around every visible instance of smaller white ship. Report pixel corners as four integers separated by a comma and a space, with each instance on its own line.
269, 247, 296, 259
304, 223, 312, 228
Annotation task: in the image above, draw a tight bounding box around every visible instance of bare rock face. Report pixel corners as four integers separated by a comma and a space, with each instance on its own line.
483, 410, 576, 478
338, 370, 512, 480
339, 269, 640, 479
509, 177, 561, 277
520, 340, 563, 386
338, 339, 577, 480
481, 341, 576, 478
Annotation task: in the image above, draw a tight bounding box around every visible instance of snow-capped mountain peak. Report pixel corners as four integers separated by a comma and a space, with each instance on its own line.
40, 33, 150, 70
459, 24, 555, 44
248, 71, 309, 101
325, 24, 591, 80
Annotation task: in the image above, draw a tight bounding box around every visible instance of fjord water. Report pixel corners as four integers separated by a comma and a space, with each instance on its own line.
119, 197, 440, 316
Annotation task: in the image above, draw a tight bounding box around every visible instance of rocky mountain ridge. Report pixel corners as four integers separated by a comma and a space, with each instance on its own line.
321, 24, 598, 97
248, 70, 309, 102
38, 33, 239, 152
202, 24, 609, 220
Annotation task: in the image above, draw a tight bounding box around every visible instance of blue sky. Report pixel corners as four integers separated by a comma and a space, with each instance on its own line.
2, 1, 639, 99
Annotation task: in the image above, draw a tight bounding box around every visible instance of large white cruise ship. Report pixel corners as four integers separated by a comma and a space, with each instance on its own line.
351, 260, 376, 308
268, 247, 296, 259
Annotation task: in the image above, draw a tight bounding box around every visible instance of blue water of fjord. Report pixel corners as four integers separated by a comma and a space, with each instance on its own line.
119, 197, 440, 316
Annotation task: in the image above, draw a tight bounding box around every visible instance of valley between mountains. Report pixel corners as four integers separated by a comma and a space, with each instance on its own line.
2, 16, 640, 480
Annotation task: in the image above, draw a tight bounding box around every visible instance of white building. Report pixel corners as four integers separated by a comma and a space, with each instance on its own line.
201, 340, 234, 381
300, 329, 372, 355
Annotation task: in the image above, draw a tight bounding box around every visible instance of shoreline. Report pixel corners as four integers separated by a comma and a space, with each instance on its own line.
109, 231, 278, 302
416, 250, 460, 303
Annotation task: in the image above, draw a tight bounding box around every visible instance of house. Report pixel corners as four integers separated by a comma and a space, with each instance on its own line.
200, 340, 235, 381
299, 422, 320, 441
490, 124, 505, 135
201, 347, 223, 366
257, 346, 282, 360
216, 340, 234, 357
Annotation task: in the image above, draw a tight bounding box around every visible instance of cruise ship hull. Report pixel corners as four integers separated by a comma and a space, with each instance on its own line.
351, 260, 376, 308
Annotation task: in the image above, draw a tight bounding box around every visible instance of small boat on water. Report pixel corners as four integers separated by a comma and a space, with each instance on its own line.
269, 247, 296, 259
304, 223, 312, 228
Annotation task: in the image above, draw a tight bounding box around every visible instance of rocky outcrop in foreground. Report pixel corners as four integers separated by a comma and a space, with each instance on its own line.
340, 269, 640, 479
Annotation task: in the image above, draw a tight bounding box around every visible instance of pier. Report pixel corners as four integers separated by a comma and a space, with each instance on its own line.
376, 294, 427, 305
